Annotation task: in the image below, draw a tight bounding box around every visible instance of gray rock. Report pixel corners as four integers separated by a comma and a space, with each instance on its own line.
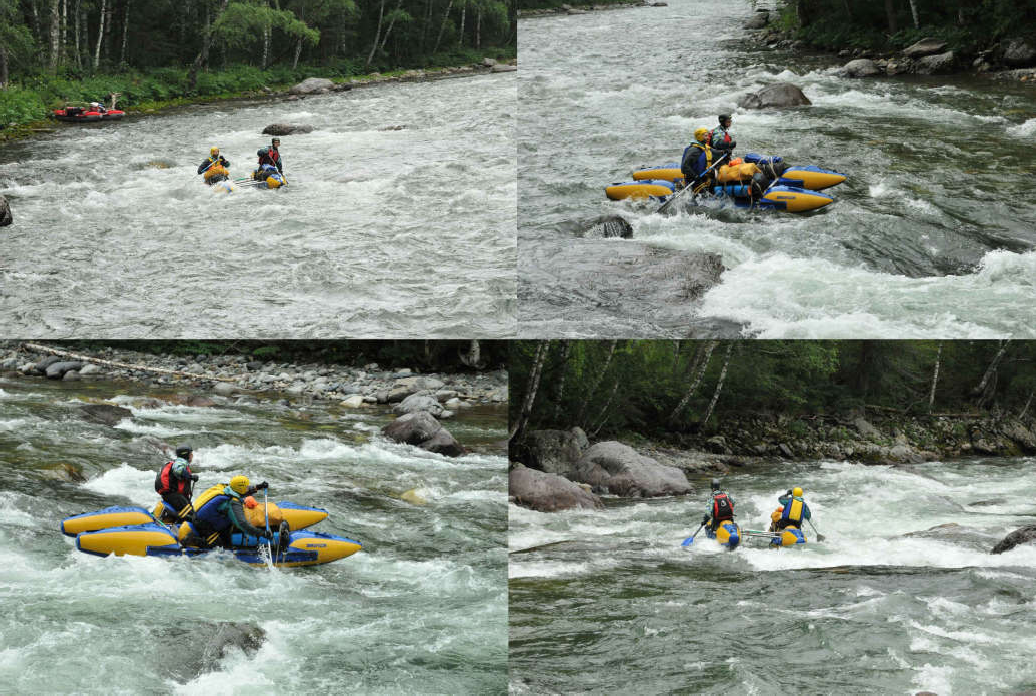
743, 11, 768, 30
509, 464, 603, 512
572, 441, 692, 497
778, 443, 794, 458
520, 429, 587, 477
854, 417, 881, 440
915, 50, 955, 75
0, 195, 11, 227
62, 370, 81, 381
388, 376, 445, 402
482, 57, 498, 67
394, 393, 447, 418
262, 123, 315, 135
738, 82, 811, 110
79, 403, 133, 426
491, 64, 517, 72
246, 361, 264, 371
903, 38, 947, 58
991, 525, 1036, 554
445, 397, 462, 409
33, 356, 63, 374
584, 215, 633, 239
1004, 38, 1036, 67
212, 382, 239, 397
844, 58, 880, 77
79, 363, 102, 375
341, 395, 365, 408
1003, 421, 1036, 453
289, 77, 335, 95
382, 411, 465, 457
45, 361, 84, 379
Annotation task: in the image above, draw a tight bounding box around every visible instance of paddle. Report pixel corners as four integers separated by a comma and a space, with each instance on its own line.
657, 152, 731, 215
680, 522, 706, 546
807, 518, 826, 542
263, 487, 275, 561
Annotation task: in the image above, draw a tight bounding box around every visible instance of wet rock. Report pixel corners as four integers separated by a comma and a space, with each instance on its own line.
0, 195, 11, 227
186, 395, 217, 407
844, 58, 880, 77
388, 376, 445, 402
853, 417, 881, 440
382, 411, 465, 457
62, 369, 81, 382
401, 488, 427, 505
394, 393, 450, 418
903, 38, 947, 58
572, 441, 692, 497
509, 463, 603, 512
289, 77, 335, 95
991, 525, 1036, 554
341, 395, 365, 408
212, 382, 240, 397
262, 123, 315, 135
1003, 421, 1036, 453
584, 214, 633, 238
79, 403, 133, 426
45, 361, 84, 379
743, 10, 768, 30
491, 64, 518, 72
165, 622, 266, 681
915, 50, 955, 75
79, 363, 102, 376
778, 443, 794, 458
738, 82, 811, 109
516, 428, 588, 477
1003, 38, 1036, 67
482, 57, 497, 67
33, 356, 63, 374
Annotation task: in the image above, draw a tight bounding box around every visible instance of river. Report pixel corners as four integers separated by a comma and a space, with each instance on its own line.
0, 376, 507, 692
509, 457, 1036, 693
0, 73, 517, 337
518, 1, 1036, 337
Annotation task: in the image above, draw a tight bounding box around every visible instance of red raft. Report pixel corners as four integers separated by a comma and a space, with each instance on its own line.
53, 106, 126, 123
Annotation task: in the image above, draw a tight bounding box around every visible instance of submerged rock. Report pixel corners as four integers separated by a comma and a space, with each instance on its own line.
991, 525, 1036, 554
0, 195, 11, 227
262, 123, 315, 135
583, 215, 634, 238
78, 403, 133, 426
509, 463, 603, 512
573, 441, 692, 497
162, 622, 266, 681
382, 411, 466, 457
738, 82, 811, 109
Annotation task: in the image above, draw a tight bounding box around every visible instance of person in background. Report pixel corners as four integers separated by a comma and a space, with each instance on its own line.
710, 114, 736, 154
154, 444, 199, 523
198, 147, 231, 184
701, 478, 736, 532
770, 486, 811, 531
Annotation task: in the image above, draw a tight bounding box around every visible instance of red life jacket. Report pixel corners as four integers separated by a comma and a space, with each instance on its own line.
155, 461, 192, 495
712, 492, 733, 521
708, 128, 732, 144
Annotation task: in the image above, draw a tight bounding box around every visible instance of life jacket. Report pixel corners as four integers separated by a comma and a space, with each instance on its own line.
194, 485, 243, 532
709, 127, 733, 145
681, 141, 713, 180
155, 460, 192, 496
711, 492, 734, 521
268, 148, 281, 166
780, 496, 805, 524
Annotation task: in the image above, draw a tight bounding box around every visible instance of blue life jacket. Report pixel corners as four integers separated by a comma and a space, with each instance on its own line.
781, 496, 806, 524
194, 486, 242, 531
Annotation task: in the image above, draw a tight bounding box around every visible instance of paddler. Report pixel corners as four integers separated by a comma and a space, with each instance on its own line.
702, 478, 736, 532
680, 127, 723, 189
268, 137, 284, 176
154, 444, 200, 523
188, 475, 272, 548
198, 147, 231, 185
710, 114, 736, 154
769, 486, 811, 532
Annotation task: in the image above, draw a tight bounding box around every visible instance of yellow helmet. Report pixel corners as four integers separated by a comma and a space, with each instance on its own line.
210, 146, 220, 156
792, 487, 803, 497
230, 475, 250, 495
694, 127, 710, 143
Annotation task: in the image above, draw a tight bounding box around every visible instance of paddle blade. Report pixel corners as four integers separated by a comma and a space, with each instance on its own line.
680, 536, 695, 546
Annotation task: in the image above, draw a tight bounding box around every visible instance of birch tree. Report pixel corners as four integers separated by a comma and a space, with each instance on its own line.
49, 0, 60, 71
701, 342, 734, 428
668, 340, 718, 425
509, 341, 549, 443
93, 0, 107, 68
927, 341, 942, 412
431, 0, 452, 53
575, 340, 617, 428
553, 339, 572, 421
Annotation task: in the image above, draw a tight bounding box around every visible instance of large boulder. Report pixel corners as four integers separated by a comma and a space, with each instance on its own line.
903, 38, 947, 58
79, 403, 133, 426
844, 58, 881, 78
387, 376, 446, 402
1002, 420, 1036, 453
262, 123, 315, 136
393, 393, 450, 418
738, 83, 811, 110
45, 361, 84, 379
1003, 38, 1036, 67
0, 195, 11, 227
572, 442, 692, 497
32, 356, 63, 375
743, 10, 769, 30
520, 428, 588, 477
382, 411, 465, 457
491, 64, 517, 73
509, 464, 603, 512
915, 51, 956, 75
991, 525, 1036, 554
289, 77, 335, 95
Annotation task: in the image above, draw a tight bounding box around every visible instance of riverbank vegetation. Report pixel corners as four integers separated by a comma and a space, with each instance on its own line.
0, 0, 515, 129
518, 0, 636, 13
510, 340, 1036, 442
771, 0, 1036, 53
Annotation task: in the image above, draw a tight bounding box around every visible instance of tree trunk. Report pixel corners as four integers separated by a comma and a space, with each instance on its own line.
884, 0, 897, 33
74, 0, 81, 68
701, 343, 734, 428
927, 341, 941, 413
292, 0, 304, 68
0, 44, 8, 89
668, 340, 718, 425
379, 0, 405, 53
475, 8, 480, 48
21, 343, 237, 382
92, 0, 106, 68
553, 340, 572, 422
795, 0, 810, 27
49, 0, 61, 72
103, 0, 113, 62
971, 340, 1010, 401
366, 0, 385, 66
841, 0, 851, 19
120, 0, 130, 66
576, 340, 617, 428
1020, 391, 1034, 420
458, 2, 465, 46
432, 0, 453, 54
907, 0, 919, 28
187, 0, 230, 91
509, 341, 549, 443
589, 381, 620, 439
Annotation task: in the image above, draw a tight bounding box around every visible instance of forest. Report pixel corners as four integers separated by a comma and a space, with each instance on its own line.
774, 0, 1036, 52
510, 340, 1036, 442
0, 0, 515, 126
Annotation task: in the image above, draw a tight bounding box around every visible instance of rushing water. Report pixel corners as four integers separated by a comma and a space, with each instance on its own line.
0, 377, 507, 693
509, 458, 1036, 693
518, 1, 1036, 337
0, 73, 517, 337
